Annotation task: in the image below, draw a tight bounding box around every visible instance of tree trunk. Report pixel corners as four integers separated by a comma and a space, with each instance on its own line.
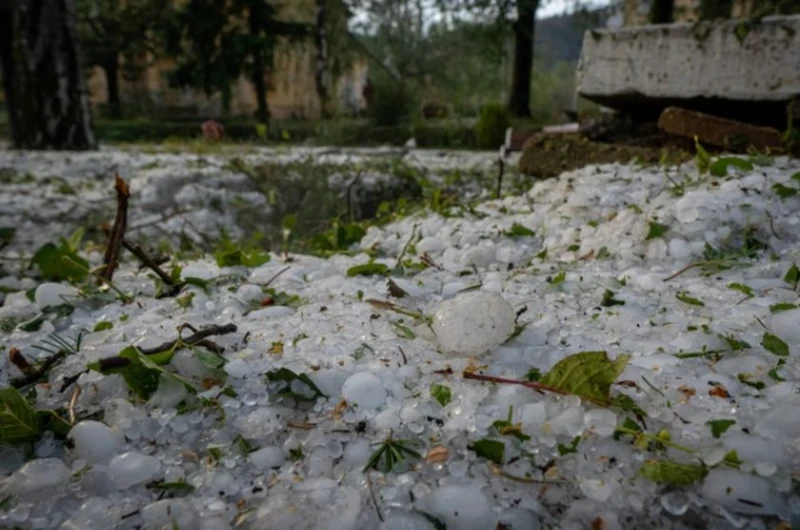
10, 0, 96, 150
248, 7, 270, 126
0, 5, 14, 140
508, 0, 537, 118
103, 56, 122, 119
314, 0, 331, 119
650, 0, 675, 23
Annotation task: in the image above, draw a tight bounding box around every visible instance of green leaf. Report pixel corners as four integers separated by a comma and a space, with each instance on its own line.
30, 240, 89, 283
768, 359, 786, 382
392, 321, 416, 339
0, 388, 43, 444
727, 283, 754, 297
470, 438, 505, 464
37, 410, 72, 439
558, 435, 581, 455
707, 419, 736, 439
770, 302, 798, 313
600, 289, 625, 307
194, 349, 226, 371
93, 321, 114, 332
676, 292, 704, 306
214, 236, 271, 268
783, 263, 800, 288
694, 137, 711, 174
720, 333, 751, 351
347, 263, 389, 277
709, 157, 754, 177
762, 332, 790, 356
233, 434, 256, 455
645, 222, 669, 240
265, 367, 325, 399
550, 271, 566, 285
282, 214, 297, 231
0, 227, 15, 244
430, 384, 452, 407
524, 367, 541, 382
539, 351, 630, 405
639, 459, 708, 485
723, 450, 743, 468
737, 374, 766, 390
146, 480, 196, 497
792, 172, 800, 182
596, 246, 610, 259
614, 416, 643, 440
18, 304, 75, 332
772, 183, 798, 199
176, 292, 195, 309
504, 223, 536, 238
88, 346, 196, 399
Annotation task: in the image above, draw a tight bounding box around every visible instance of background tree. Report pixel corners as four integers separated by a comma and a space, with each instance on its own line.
5, 0, 96, 150
75, 0, 164, 119
164, 0, 308, 125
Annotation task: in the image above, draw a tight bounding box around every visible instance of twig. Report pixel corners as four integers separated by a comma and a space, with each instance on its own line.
394, 223, 418, 269
459, 371, 610, 404
495, 157, 504, 199
122, 239, 181, 293
345, 169, 363, 222
138, 323, 238, 355
60, 323, 238, 392
663, 262, 701, 282
398, 347, 408, 365
262, 266, 291, 288
366, 471, 384, 523
68, 385, 81, 425
99, 173, 130, 282
10, 350, 68, 389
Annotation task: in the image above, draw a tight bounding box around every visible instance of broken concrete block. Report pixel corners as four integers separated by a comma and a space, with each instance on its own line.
576, 15, 800, 125
658, 107, 783, 150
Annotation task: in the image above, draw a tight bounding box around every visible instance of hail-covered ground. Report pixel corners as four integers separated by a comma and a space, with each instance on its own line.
1, 145, 799, 530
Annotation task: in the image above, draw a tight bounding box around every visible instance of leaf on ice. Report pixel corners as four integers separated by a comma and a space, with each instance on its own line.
347, 263, 389, 277
709, 157, 754, 177
707, 419, 736, 439
470, 438, 505, 465
645, 222, 669, 241
265, 367, 325, 399
539, 351, 630, 405
676, 292, 704, 306
0, 388, 42, 444
762, 332, 790, 357
770, 303, 798, 313
783, 263, 799, 289
504, 222, 536, 238
430, 383, 452, 407
638, 459, 708, 485
88, 346, 197, 400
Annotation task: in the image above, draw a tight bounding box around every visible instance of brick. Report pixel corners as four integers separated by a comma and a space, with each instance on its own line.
658, 107, 783, 151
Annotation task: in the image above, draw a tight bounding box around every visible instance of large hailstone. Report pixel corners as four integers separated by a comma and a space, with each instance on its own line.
432, 291, 516, 356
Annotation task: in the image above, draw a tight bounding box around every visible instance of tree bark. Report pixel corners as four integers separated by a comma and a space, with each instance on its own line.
314, 0, 331, 119
248, 6, 270, 126
0, 5, 14, 140
103, 55, 121, 119
10, 0, 96, 150
650, 0, 675, 23
508, 0, 537, 118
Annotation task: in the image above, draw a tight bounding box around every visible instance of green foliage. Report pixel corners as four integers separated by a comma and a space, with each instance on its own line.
600, 289, 625, 307
708, 419, 736, 439
369, 79, 419, 127
213, 233, 270, 268
676, 292, 705, 306
504, 223, 536, 238
430, 384, 452, 407
762, 332, 790, 356
539, 351, 630, 405
470, 438, 505, 464
709, 157, 754, 176
474, 104, 511, 149
89, 346, 197, 399
364, 435, 421, 473
639, 459, 708, 485
93, 321, 114, 332
558, 435, 581, 455
770, 303, 798, 313
0, 388, 71, 445
265, 367, 325, 400
645, 222, 669, 240
347, 263, 389, 277
30, 229, 89, 283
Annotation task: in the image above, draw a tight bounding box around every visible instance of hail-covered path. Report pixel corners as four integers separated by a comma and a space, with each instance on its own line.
0, 145, 799, 530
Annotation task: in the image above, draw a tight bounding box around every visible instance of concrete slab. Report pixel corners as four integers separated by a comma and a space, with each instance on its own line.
576, 15, 800, 125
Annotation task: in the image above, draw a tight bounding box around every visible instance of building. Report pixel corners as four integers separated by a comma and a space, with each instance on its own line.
85, 0, 369, 120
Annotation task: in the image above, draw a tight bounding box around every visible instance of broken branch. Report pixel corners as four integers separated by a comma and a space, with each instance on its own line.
99, 173, 130, 282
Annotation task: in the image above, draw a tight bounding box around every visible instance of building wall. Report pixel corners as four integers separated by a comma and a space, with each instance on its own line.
86, 0, 368, 120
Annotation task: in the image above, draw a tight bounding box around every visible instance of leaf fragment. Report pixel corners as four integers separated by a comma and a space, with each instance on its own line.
539, 351, 630, 405
639, 459, 708, 485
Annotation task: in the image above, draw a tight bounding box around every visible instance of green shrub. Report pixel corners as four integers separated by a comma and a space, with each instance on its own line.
369, 80, 418, 127
412, 121, 476, 149
474, 103, 511, 149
